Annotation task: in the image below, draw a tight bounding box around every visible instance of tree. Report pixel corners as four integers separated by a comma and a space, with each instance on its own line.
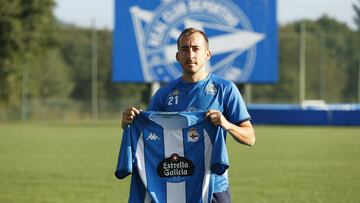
0, 0, 72, 108
32, 49, 73, 99
58, 27, 92, 101
252, 16, 357, 103
0, 0, 22, 106
353, 0, 360, 31
57, 25, 149, 111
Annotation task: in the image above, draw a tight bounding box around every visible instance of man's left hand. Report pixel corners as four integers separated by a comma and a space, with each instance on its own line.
205, 110, 230, 130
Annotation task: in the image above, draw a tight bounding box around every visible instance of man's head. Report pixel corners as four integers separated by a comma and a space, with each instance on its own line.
176, 28, 211, 81
176, 28, 209, 50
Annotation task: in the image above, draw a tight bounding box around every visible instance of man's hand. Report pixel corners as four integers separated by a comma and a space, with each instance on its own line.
121, 107, 141, 129
205, 109, 255, 146
205, 110, 230, 130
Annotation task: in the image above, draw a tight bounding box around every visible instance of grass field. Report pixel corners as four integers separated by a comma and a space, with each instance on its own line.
0, 122, 359, 203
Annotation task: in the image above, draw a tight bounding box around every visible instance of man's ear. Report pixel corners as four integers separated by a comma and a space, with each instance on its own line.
176, 52, 179, 61
206, 50, 212, 60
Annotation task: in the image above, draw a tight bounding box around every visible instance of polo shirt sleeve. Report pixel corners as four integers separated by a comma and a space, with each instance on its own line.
147, 89, 164, 111
224, 82, 251, 124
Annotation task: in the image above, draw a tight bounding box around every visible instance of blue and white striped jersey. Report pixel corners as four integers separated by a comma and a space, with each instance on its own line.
115, 111, 229, 203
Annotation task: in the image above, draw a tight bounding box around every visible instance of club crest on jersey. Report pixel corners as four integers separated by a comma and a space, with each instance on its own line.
187, 127, 199, 142
157, 153, 194, 181
205, 83, 217, 95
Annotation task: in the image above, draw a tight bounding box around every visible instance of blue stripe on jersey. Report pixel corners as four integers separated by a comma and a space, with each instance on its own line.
143, 127, 166, 202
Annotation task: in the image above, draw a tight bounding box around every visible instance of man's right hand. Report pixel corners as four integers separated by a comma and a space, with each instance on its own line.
121, 107, 141, 129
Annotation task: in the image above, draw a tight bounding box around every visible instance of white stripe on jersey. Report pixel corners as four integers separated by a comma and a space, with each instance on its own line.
135, 132, 151, 203
202, 129, 212, 203
167, 182, 186, 203
164, 128, 184, 157
164, 128, 186, 203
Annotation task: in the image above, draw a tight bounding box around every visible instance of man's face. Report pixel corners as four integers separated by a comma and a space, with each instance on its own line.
176, 32, 211, 75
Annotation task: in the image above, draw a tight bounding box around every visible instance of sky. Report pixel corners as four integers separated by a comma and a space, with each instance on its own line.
54, 0, 358, 30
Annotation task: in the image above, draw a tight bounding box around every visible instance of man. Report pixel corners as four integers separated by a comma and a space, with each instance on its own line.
122, 28, 255, 202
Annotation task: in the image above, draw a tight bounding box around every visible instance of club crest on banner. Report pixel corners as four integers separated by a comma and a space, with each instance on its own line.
113, 0, 278, 83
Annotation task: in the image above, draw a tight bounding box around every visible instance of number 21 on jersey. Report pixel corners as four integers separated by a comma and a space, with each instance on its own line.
167, 95, 178, 105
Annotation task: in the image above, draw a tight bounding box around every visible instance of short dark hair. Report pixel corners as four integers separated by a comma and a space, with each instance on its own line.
177, 27, 209, 50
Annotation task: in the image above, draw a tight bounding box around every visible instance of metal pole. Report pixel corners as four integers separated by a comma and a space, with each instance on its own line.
21, 64, 28, 121
358, 60, 360, 103
91, 20, 98, 121
319, 32, 325, 101
245, 84, 252, 104
299, 21, 306, 104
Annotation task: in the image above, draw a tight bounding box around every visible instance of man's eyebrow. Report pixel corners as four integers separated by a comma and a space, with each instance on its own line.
180, 44, 201, 48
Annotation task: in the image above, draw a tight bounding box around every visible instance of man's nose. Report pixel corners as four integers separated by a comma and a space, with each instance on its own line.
188, 49, 195, 58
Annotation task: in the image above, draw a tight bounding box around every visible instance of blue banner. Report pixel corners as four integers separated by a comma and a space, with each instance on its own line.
113, 0, 278, 83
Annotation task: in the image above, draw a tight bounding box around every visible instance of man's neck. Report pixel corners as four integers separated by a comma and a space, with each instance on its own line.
182, 71, 209, 83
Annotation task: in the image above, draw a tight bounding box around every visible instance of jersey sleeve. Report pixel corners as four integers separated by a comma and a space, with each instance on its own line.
210, 127, 229, 175
115, 126, 133, 179
147, 89, 164, 111
224, 83, 251, 124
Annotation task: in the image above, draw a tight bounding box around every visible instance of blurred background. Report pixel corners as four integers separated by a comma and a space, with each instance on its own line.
0, 0, 359, 122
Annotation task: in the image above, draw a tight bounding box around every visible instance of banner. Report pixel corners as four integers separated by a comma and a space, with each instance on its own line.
113, 0, 278, 83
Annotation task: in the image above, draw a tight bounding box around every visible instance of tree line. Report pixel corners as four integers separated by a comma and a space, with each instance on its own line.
0, 0, 359, 117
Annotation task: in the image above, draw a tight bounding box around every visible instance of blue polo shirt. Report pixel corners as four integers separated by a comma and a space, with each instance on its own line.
147, 73, 251, 193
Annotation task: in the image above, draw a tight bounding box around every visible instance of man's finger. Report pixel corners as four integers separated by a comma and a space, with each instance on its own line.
205, 110, 216, 117
131, 107, 141, 115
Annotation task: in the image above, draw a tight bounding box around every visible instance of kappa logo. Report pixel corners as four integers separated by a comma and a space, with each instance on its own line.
146, 132, 160, 141
130, 0, 265, 82
170, 89, 181, 96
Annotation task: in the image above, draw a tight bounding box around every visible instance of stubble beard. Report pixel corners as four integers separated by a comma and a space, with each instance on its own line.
182, 64, 208, 81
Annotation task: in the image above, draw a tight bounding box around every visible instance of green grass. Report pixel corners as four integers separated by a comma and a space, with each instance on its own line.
0, 122, 128, 203
1, 123, 359, 203
229, 126, 360, 203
